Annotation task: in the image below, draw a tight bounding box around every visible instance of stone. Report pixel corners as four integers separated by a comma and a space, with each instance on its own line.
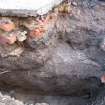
54, 3, 72, 14
100, 38, 105, 51
7, 47, 24, 57
71, 2, 78, 6
16, 31, 27, 42
0, 92, 24, 105
6, 33, 17, 44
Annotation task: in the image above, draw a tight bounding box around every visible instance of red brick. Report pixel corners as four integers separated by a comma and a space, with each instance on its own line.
101, 75, 105, 83
30, 27, 46, 39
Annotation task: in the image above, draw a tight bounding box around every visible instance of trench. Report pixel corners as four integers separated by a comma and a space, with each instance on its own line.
0, 0, 105, 105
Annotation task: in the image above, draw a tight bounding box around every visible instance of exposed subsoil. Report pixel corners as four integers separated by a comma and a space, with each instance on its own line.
0, 0, 105, 105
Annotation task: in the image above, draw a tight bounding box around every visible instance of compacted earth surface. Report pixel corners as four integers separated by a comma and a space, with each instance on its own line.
0, 0, 105, 105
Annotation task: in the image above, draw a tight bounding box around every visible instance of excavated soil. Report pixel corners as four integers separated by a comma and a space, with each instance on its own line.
0, 0, 105, 105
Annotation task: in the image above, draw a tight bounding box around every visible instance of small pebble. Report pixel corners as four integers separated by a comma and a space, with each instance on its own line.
71, 1, 77, 6
16, 31, 27, 42
100, 38, 105, 51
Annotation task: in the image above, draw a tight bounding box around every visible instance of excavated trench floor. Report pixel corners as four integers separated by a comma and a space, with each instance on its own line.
0, 0, 105, 105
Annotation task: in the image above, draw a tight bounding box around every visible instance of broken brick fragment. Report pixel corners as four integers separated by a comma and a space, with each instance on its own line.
16, 31, 27, 42
0, 18, 15, 32
30, 27, 46, 39
0, 35, 16, 45
0, 32, 16, 45
0, 35, 9, 45
101, 75, 105, 83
